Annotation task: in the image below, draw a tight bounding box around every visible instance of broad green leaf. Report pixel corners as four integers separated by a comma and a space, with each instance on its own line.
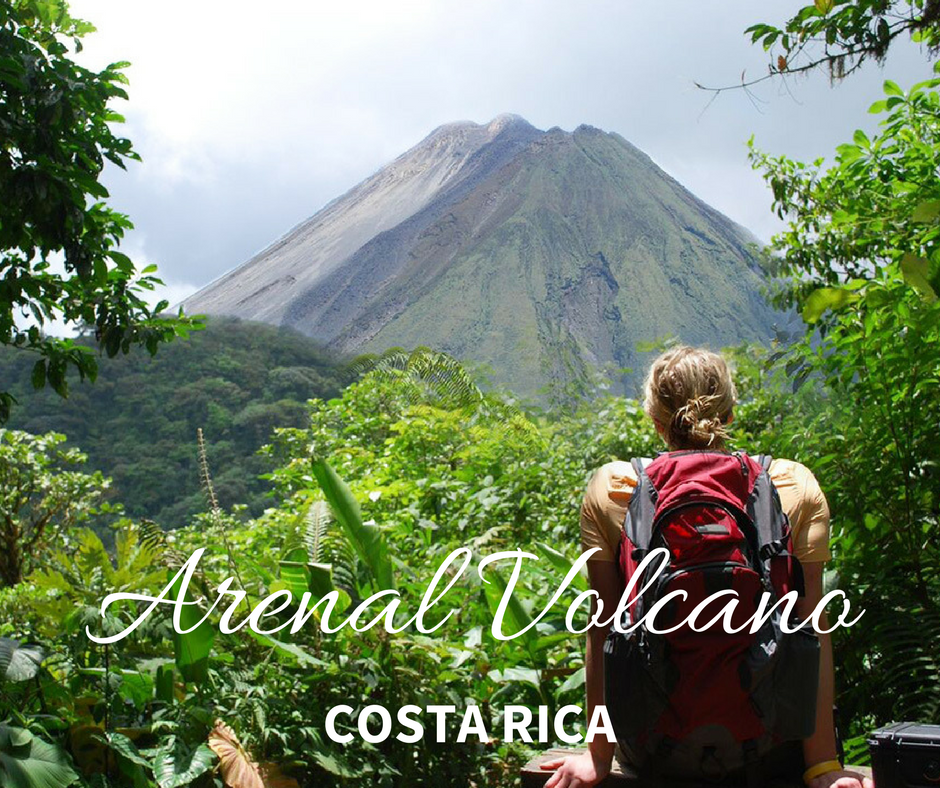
883, 79, 904, 97
535, 542, 589, 592
155, 664, 175, 704
557, 666, 586, 696
814, 0, 833, 13
836, 142, 863, 162
311, 459, 394, 591
312, 749, 370, 778
97, 730, 152, 788
307, 562, 339, 600
116, 670, 153, 708
246, 631, 326, 667
0, 638, 45, 683
280, 544, 341, 598
279, 551, 312, 597
150, 739, 215, 788
0, 724, 79, 788
168, 571, 214, 684
464, 625, 483, 648
30, 361, 45, 390
490, 666, 541, 687
534, 631, 574, 652
480, 567, 537, 650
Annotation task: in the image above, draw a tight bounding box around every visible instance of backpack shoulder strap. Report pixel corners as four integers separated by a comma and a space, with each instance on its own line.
745, 453, 791, 561
623, 457, 657, 549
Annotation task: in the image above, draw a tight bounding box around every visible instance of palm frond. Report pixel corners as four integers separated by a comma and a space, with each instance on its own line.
359, 347, 484, 410
355, 347, 544, 450
868, 601, 940, 722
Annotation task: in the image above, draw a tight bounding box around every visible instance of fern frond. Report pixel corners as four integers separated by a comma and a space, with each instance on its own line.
869, 602, 940, 722
138, 519, 166, 553
304, 500, 332, 564
137, 518, 188, 569
304, 499, 357, 599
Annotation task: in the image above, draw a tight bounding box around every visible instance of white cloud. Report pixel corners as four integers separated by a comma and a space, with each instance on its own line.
66, 0, 933, 287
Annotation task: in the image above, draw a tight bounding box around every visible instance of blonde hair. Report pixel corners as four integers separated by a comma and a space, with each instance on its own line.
642, 346, 737, 450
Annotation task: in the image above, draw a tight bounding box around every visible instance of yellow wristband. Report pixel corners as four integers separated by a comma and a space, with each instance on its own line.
803, 760, 843, 784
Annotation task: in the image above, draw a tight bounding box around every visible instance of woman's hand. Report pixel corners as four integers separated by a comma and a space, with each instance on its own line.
808, 769, 875, 788
540, 750, 611, 788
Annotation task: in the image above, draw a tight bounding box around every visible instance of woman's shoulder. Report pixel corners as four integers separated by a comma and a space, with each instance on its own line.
593, 459, 638, 479
585, 460, 639, 506
766, 456, 827, 504
764, 455, 831, 561
767, 456, 819, 483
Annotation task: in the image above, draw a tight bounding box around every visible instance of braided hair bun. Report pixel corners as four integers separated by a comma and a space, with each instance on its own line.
642, 346, 737, 450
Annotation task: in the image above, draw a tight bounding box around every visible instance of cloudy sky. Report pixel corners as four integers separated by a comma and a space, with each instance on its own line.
70, 0, 931, 308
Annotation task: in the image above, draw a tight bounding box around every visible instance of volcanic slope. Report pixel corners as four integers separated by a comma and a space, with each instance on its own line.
182, 115, 777, 397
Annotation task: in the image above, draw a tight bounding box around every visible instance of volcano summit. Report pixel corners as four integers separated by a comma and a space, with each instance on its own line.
182, 115, 777, 397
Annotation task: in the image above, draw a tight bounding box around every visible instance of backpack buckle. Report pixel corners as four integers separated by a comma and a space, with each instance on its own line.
759, 537, 788, 561
700, 746, 727, 781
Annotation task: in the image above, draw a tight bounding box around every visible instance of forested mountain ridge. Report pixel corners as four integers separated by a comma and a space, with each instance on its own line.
183, 115, 780, 397
0, 318, 348, 526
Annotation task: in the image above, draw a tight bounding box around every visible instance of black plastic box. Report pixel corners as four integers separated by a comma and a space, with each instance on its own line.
868, 722, 940, 788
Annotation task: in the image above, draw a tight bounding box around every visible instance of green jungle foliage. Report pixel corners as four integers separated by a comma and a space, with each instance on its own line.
745, 74, 940, 759
1, 315, 938, 786
0, 317, 349, 528
0, 367, 664, 788
4, 77, 940, 787
2, 76, 940, 788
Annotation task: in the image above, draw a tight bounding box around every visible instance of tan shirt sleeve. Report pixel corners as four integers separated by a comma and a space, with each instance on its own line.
768, 458, 832, 563
580, 461, 638, 561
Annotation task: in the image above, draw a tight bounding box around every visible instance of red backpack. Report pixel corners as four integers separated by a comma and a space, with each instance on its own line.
604, 450, 820, 786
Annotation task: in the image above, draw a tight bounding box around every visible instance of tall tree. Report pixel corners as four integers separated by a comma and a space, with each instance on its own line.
741, 0, 940, 740
0, 0, 200, 422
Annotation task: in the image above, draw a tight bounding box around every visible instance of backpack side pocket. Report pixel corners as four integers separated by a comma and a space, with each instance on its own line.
771, 620, 820, 740
604, 627, 670, 744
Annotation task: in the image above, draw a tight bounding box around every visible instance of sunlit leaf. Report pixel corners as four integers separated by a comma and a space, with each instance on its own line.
801, 287, 857, 322
168, 570, 214, 684
151, 738, 215, 788
900, 253, 937, 301
912, 200, 940, 223
311, 459, 394, 591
